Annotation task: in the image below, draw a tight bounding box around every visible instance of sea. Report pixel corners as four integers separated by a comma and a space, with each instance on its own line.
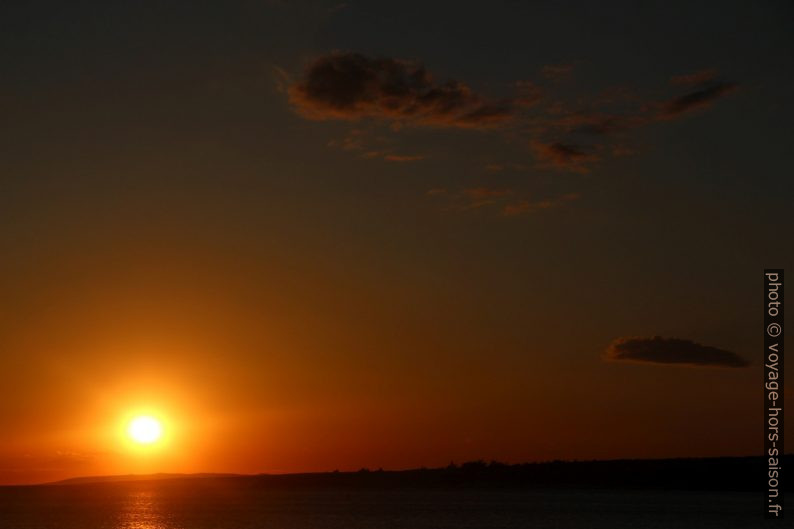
0, 480, 773, 529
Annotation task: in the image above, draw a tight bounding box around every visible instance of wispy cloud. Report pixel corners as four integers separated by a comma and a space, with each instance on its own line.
327, 128, 367, 151
327, 128, 426, 162
604, 336, 749, 368
530, 141, 599, 173
286, 54, 738, 175
656, 82, 738, 120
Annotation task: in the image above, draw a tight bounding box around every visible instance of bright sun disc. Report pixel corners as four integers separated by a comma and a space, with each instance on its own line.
127, 416, 163, 444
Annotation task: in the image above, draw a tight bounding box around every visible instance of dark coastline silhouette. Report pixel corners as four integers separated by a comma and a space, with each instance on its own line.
38, 455, 792, 492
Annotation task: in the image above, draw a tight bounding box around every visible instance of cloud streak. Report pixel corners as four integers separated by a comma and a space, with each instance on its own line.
604, 336, 749, 368
289, 52, 513, 129
287, 53, 738, 174
530, 141, 599, 173
657, 82, 738, 120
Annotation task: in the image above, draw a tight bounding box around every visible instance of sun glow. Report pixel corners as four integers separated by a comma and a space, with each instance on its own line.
127, 416, 163, 444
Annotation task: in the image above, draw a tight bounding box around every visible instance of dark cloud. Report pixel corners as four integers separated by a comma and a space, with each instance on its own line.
289, 52, 514, 128
604, 336, 749, 368
288, 54, 738, 174
658, 82, 738, 119
530, 140, 599, 173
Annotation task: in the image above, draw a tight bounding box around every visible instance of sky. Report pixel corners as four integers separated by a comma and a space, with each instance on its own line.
0, 0, 792, 484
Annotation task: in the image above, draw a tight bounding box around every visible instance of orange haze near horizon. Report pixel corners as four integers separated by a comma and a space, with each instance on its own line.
0, 242, 766, 485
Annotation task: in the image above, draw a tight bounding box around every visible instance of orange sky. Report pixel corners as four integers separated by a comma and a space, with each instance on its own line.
0, 240, 776, 484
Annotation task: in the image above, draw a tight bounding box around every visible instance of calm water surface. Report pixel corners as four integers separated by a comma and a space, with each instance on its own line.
0, 481, 769, 529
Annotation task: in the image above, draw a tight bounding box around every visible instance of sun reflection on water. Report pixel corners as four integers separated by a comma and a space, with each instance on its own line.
117, 490, 172, 529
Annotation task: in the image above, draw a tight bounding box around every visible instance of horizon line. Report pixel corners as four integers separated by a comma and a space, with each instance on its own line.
5, 452, 787, 488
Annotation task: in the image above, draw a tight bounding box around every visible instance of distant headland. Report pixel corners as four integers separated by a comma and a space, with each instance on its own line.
32, 455, 793, 492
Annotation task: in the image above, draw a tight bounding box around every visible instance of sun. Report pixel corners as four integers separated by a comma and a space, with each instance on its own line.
127, 416, 163, 444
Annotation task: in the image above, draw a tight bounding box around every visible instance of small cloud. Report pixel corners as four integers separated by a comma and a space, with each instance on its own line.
657, 82, 738, 120
289, 52, 514, 129
426, 188, 447, 196
530, 140, 599, 173
670, 68, 718, 86
541, 63, 574, 81
604, 336, 749, 368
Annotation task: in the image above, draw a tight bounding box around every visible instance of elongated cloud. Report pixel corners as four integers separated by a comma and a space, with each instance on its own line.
658, 82, 738, 119
530, 140, 599, 173
289, 52, 513, 128
604, 336, 749, 368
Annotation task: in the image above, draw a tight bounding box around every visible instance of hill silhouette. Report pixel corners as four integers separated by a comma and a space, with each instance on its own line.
39, 455, 792, 492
